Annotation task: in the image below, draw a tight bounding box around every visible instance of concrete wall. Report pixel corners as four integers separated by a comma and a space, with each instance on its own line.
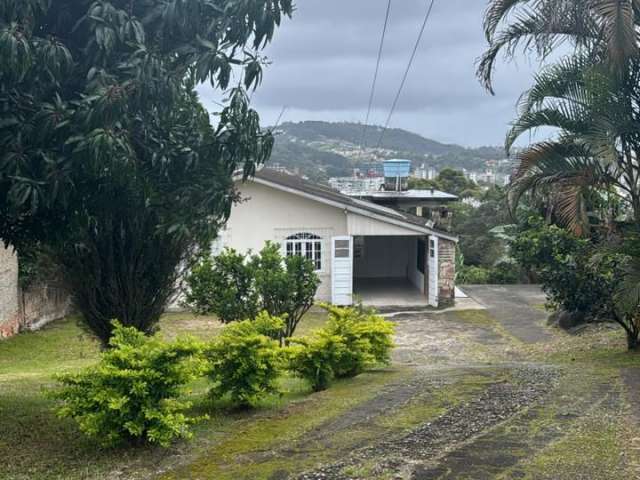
0, 245, 72, 339
21, 284, 72, 331
223, 181, 348, 301
438, 238, 456, 307
0, 245, 20, 338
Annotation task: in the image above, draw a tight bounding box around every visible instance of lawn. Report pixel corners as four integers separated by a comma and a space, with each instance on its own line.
3, 307, 640, 479
0, 310, 404, 480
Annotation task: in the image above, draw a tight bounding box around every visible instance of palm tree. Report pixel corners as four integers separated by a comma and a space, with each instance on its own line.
479, 0, 640, 94
505, 54, 640, 234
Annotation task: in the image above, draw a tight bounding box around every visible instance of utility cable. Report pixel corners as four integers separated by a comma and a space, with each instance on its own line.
375, 0, 436, 149
360, 0, 393, 150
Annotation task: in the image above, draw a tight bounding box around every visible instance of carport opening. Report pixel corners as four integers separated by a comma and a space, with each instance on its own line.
353, 235, 427, 307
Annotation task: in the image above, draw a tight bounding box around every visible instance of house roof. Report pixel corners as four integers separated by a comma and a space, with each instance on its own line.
241, 168, 458, 242
346, 189, 458, 201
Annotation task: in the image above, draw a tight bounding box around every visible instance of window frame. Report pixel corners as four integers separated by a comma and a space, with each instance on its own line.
284, 232, 323, 272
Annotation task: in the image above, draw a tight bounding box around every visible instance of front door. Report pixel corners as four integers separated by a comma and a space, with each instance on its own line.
427, 236, 439, 307
331, 236, 353, 305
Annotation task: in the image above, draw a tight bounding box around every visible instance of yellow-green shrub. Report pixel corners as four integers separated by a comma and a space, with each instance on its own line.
286, 331, 346, 392
51, 322, 206, 447
322, 304, 395, 378
287, 305, 395, 390
206, 313, 285, 406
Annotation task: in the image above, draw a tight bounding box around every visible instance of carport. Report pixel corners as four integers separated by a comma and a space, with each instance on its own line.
353, 235, 429, 307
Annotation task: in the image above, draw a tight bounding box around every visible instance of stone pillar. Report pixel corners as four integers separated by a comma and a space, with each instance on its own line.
0, 244, 20, 338
438, 238, 456, 307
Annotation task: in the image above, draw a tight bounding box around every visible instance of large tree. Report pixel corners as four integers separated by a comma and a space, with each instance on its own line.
0, 0, 292, 344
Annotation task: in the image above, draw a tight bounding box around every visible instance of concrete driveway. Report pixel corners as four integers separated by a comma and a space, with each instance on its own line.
461, 284, 551, 343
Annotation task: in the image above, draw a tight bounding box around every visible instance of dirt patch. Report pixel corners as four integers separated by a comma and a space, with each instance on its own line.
392, 310, 516, 366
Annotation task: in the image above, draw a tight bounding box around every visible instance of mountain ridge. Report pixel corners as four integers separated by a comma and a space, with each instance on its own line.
268, 121, 507, 182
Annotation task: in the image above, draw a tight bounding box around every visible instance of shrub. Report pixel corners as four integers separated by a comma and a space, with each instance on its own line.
206, 314, 284, 407
184, 249, 259, 322
457, 265, 491, 284
509, 216, 606, 314
52, 322, 206, 447
322, 304, 395, 378
286, 331, 345, 392
251, 242, 320, 340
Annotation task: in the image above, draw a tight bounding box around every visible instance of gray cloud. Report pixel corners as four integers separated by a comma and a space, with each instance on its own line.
197, 0, 544, 147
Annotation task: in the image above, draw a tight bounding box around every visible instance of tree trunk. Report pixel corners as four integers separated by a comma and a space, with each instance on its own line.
627, 330, 640, 351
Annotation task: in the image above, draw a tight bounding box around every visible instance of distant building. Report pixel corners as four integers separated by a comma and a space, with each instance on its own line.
329, 176, 384, 194
463, 169, 510, 187
415, 163, 437, 180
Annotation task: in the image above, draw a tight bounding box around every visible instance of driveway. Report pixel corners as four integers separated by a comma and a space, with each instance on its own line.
162, 285, 633, 480
292, 285, 629, 480
462, 284, 551, 343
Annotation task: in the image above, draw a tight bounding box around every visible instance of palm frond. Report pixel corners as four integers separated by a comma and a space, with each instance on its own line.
593, 0, 638, 65
614, 256, 640, 316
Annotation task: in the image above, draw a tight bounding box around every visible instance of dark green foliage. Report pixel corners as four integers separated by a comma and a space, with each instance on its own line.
206, 313, 284, 407
184, 249, 259, 322
457, 261, 526, 285
509, 216, 618, 316
51, 322, 206, 447
408, 168, 481, 198
184, 242, 320, 339
251, 242, 321, 340
0, 0, 292, 344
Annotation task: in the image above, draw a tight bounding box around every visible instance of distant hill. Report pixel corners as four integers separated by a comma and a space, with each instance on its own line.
268, 121, 507, 183
277, 121, 464, 156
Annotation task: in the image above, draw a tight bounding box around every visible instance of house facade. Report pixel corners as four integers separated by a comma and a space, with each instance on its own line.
219, 169, 458, 308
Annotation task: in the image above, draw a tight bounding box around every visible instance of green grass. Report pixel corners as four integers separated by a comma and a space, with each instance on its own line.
3, 309, 640, 479
0, 310, 406, 480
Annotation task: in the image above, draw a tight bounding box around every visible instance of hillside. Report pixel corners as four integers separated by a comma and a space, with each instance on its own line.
269, 121, 506, 182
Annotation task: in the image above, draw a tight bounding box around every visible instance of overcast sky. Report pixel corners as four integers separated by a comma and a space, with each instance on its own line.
197, 0, 546, 147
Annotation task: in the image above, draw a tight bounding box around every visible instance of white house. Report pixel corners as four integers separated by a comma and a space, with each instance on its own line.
217, 169, 458, 308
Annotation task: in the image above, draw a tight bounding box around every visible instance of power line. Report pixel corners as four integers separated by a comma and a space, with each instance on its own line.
375, 0, 436, 149
360, 0, 393, 150
273, 106, 288, 129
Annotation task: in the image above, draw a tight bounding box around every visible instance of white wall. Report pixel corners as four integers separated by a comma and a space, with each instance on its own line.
354, 236, 412, 279
223, 181, 348, 301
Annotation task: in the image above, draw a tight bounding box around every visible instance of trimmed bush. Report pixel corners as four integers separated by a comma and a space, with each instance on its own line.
184, 243, 320, 341
52, 322, 206, 447
251, 242, 321, 340
286, 305, 394, 390
322, 304, 395, 378
206, 314, 284, 407
287, 331, 346, 392
184, 249, 259, 322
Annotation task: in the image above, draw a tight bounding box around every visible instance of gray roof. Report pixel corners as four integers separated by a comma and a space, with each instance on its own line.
347, 189, 458, 201
248, 169, 457, 241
